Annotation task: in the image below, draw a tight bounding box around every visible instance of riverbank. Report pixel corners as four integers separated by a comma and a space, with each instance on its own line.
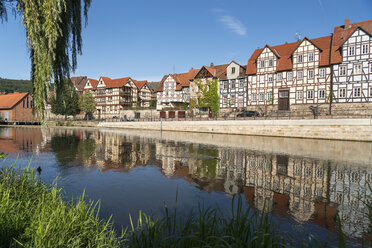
45, 118, 372, 142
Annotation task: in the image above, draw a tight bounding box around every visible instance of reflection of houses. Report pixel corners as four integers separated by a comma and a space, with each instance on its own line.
329, 164, 372, 238
0, 127, 44, 153
244, 153, 330, 222
218, 148, 246, 195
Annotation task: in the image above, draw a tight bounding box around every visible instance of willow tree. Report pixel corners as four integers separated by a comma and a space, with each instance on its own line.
0, 0, 91, 122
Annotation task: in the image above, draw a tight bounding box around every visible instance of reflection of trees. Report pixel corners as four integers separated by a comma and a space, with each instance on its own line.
50, 134, 80, 166
77, 138, 96, 161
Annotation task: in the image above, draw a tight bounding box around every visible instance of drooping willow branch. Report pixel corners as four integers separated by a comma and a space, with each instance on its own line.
0, 0, 91, 122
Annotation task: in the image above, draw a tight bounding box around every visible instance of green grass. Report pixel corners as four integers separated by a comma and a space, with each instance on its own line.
0, 163, 124, 247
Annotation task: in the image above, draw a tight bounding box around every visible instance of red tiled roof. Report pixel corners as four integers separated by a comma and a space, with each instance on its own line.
157, 68, 199, 92
70, 76, 88, 92
88, 78, 98, 89
133, 80, 148, 90
331, 19, 372, 64
246, 35, 332, 75
97, 76, 131, 88
195, 64, 229, 78
0, 92, 29, 109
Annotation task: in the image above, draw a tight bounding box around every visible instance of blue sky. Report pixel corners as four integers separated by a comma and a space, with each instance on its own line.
1, 0, 372, 81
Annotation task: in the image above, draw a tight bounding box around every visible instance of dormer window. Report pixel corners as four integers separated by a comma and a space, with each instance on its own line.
269, 59, 273, 67
231, 67, 235, 74
308, 52, 314, 62
349, 46, 355, 56
260, 60, 265, 68
298, 54, 303, 63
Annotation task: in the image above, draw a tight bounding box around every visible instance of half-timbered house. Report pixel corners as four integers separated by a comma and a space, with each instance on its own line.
133, 80, 152, 107
331, 19, 372, 104
218, 61, 247, 110
246, 36, 332, 114
190, 63, 228, 113
156, 68, 198, 110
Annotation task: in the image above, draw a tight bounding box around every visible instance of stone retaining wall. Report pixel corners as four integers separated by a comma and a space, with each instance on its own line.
99, 118, 372, 142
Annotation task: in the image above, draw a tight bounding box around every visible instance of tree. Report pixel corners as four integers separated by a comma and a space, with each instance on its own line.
0, 0, 91, 122
195, 79, 219, 117
79, 90, 96, 118
51, 78, 80, 119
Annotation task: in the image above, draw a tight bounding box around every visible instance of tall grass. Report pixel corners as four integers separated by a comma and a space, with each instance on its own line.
0, 163, 124, 247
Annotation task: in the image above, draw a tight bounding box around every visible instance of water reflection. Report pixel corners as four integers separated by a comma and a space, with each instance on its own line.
0, 126, 371, 242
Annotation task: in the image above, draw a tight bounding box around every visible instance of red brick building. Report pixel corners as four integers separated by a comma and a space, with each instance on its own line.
0, 92, 38, 122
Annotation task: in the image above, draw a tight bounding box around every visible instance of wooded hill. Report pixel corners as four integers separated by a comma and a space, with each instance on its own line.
0, 78, 33, 93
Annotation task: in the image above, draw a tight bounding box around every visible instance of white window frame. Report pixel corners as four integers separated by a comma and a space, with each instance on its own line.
267, 92, 273, 101
362, 43, 369, 54
287, 71, 293, 81
340, 66, 347, 76
308, 52, 314, 62
298, 54, 303, 63
354, 64, 362, 74
307, 90, 314, 99
260, 60, 265, 68
339, 88, 346, 98
260, 75, 265, 83
349, 46, 355, 56
251, 94, 257, 101
252, 76, 257, 84
308, 69, 314, 79
353, 87, 361, 97
277, 72, 282, 82
297, 71, 303, 80
259, 93, 265, 101
269, 59, 273, 67
318, 89, 325, 99
296, 90, 303, 100
268, 74, 273, 82
319, 68, 326, 78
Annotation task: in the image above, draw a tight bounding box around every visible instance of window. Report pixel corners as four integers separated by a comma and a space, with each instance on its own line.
260, 75, 265, 83
267, 92, 273, 101
239, 80, 244, 88
251, 94, 257, 101
269, 59, 273, 67
339, 88, 346, 98
277, 73, 282, 81
308, 52, 314, 62
268, 74, 273, 82
318, 89, 325, 99
259, 93, 265, 101
108, 97, 112, 102
353, 87, 361, 97
223, 97, 228, 104
298, 54, 303, 63
231, 80, 236, 89
349, 46, 355, 56
308, 69, 314, 79
231, 95, 236, 105
23, 100, 25, 108
319, 68, 326, 78
354, 64, 362, 74
260, 60, 265, 68
231, 67, 235, 74
27, 97, 29, 108
224, 81, 228, 89
370, 87, 372, 97
297, 71, 303, 80
340, 66, 347, 76
362, 43, 369, 54
370, 64, 372, 73
252, 76, 256, 84
287, 71, 293, 81
307, 90, 314, 99
296, 90, 303, 100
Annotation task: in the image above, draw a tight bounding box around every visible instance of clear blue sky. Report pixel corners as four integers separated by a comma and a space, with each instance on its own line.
1, 0, 372, 81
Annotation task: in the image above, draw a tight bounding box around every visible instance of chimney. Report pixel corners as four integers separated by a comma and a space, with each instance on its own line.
210, 63, 214, 67
344, 19, 350, 29
189, 67, 194, 72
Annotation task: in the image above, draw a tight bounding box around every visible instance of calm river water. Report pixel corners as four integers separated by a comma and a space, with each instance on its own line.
0, 126, 371, 245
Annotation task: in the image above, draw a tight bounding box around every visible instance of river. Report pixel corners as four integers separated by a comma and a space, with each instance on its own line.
0, 126, 371, 245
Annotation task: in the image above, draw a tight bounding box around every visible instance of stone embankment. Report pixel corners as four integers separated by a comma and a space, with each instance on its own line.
98, 118, 372, 142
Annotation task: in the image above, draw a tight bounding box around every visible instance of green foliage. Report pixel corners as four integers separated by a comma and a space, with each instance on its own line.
0, 165, 124, 247
150, 100, 157, 108
0, 0, 91, 123
79, 90, 96, 115
51, 78, 80, 119
195, 79, 219, 117
0, 78, 33, 93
